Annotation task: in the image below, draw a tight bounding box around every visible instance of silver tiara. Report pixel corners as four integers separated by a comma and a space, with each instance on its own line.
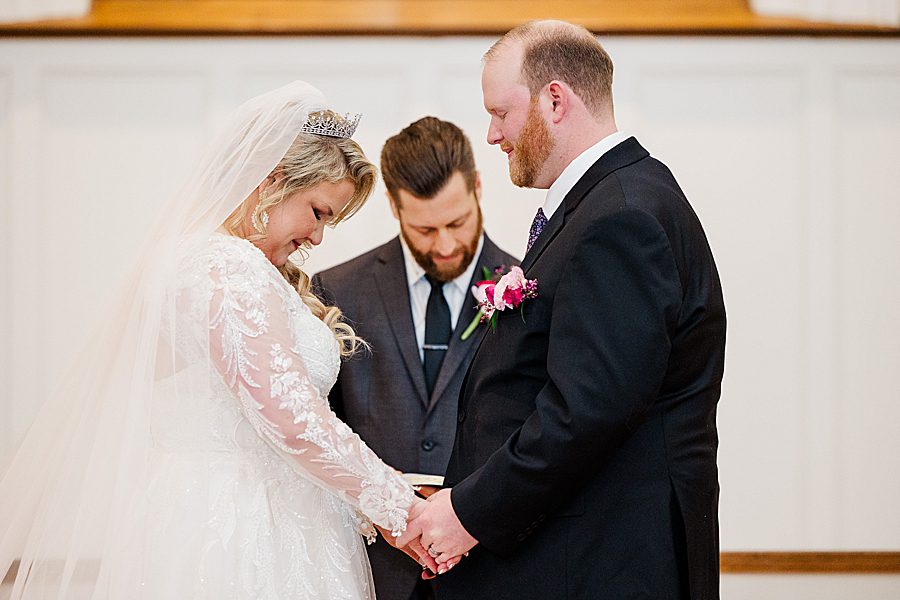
300, 109, 361, 139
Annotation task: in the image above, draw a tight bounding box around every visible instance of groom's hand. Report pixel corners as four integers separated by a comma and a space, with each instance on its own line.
396, 488, 478, 567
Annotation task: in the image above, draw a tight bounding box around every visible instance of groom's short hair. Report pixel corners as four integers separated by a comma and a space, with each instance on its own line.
381, 117, 477, 206
485, 20, 614, 119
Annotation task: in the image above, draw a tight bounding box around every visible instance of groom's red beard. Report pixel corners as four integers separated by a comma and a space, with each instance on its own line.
509, 97, 553, 188
402, 207, 483, 283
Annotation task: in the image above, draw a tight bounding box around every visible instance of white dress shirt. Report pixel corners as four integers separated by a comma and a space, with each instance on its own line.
401, 234, 485, 362
543, 131, 631, 219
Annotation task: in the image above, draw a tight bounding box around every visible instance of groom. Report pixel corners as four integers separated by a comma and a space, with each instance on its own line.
399, 20, 726, 599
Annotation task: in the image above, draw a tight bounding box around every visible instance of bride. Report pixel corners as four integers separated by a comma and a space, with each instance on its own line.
0, 81, 437, 599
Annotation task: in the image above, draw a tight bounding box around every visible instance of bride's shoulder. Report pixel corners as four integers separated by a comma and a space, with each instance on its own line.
193, 232, 267, 266
177, 232, 275, 283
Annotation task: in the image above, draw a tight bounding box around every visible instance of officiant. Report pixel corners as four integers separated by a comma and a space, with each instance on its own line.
313, 117, 516, 600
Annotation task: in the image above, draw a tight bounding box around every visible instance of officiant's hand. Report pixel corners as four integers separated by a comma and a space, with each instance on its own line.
415, 485, 441, 499
396, 488, 478, 568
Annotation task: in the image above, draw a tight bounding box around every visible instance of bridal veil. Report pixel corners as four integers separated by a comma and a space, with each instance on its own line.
0, 81, 361, 598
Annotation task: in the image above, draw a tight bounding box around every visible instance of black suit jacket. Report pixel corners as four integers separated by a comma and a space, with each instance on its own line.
312, 235, 517, 600
441, 138, 726, 600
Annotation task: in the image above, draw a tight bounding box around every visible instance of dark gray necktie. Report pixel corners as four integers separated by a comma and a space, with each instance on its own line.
423, 275, 451, 397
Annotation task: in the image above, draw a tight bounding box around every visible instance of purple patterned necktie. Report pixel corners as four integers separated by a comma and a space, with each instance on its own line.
526, 207, 548, 254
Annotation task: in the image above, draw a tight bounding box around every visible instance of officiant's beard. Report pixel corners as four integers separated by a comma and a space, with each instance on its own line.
402, 206, 483, 283
509, 98, 553, 188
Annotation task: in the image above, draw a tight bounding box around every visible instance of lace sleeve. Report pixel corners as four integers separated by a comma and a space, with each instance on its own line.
204, 242, 414, 539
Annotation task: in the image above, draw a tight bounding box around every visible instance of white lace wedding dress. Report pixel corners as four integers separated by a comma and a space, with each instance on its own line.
0, 82, 406, 600
140, 232, 414, 599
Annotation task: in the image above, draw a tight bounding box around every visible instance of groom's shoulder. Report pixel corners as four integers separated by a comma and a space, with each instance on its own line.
570, 140, 692, 228
609, 151, 703, 235
313, 236, 400, 289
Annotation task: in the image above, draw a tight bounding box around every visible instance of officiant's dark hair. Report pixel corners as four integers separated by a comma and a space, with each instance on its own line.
381, 117, 477, 206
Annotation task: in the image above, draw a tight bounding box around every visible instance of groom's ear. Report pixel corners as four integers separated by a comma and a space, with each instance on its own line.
473, 171, 482, 203
546, 81, 570, 125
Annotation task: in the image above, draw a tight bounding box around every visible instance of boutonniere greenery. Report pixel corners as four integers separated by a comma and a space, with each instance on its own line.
460, 265, 538, 340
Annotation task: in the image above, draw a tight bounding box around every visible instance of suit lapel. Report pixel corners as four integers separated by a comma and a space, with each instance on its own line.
373, 239, 429, 406
521, 136, 649, 275
427, 237, 506, 411
450, 237, 521, 395
469, 138, 650, 364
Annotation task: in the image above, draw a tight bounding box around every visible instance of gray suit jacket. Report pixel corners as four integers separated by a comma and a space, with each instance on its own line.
312, 234, 516, 600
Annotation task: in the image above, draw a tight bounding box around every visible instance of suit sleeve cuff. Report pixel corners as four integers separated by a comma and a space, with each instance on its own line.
451, 475, 521, 557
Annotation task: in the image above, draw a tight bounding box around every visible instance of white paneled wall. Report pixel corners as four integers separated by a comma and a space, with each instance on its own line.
0, 37, 898, 556
834, 68, 900, 543
0, 68, 9, 460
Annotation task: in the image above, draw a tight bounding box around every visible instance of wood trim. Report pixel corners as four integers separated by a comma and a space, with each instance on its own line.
0, 0, 898, 37
5, 553, 900, 583
721, 552, 900, 574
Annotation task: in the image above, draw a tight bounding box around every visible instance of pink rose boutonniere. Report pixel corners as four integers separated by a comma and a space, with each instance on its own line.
460, 265, 538, 340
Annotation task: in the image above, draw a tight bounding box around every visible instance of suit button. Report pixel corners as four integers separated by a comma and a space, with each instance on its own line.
421, 440, 436, 451
457, 409, 466, 423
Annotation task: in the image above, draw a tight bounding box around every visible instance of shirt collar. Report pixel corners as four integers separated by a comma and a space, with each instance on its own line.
400, 233, 485, 295
543, 131, 630, 219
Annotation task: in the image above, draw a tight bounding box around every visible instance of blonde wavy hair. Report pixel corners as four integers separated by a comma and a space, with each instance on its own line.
224, 125, 376, 356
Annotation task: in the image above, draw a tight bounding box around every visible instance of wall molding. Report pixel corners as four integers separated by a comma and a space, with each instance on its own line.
6, 553, 900, 584
721, 552, 900, 573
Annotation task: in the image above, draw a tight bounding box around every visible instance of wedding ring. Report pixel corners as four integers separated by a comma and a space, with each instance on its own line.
427, 545, 439, 558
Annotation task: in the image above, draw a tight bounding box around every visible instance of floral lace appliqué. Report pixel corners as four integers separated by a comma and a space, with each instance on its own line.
201, 235, 414, 539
